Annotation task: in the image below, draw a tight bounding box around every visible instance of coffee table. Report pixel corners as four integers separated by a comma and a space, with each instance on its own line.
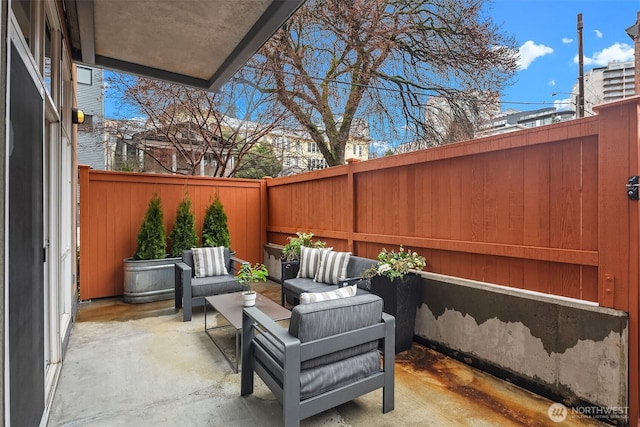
204, 292, 291, 373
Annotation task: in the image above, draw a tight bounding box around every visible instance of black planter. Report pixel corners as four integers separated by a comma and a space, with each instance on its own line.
370, 273, 421, 353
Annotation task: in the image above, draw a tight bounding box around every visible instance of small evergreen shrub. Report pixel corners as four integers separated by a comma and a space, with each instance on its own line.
202, 194, 231, 248
134, 194, 166, 260
169, 194, 199, 257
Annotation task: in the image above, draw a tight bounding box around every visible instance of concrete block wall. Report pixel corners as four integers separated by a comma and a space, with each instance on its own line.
415, 272, 628, 412
263, 243, 283, 282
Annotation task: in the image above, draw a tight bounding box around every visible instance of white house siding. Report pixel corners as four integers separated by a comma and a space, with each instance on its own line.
76, 67, 106, 169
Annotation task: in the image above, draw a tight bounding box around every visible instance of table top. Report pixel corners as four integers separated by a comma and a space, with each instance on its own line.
205, 292, 291, 330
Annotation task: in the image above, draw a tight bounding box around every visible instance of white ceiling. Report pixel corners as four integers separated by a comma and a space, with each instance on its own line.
64, 0, 304, 91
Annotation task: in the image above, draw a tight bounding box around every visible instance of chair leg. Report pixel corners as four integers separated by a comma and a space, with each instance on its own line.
174, 266, 183, 309
241, 312, 255, 396
183, 300, 192, 322
175, 284, 182, 309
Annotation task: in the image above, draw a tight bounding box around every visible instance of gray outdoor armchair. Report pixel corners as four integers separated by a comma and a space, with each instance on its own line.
241, 293, 395, 427
174, 247, 248, 321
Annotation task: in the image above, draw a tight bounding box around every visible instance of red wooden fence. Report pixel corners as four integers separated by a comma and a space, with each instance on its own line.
267, 118, 602, 302
78, 168, 266, 300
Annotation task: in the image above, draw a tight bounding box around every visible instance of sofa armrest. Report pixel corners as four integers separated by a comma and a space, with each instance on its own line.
175, 262, 193, 320
243, 306, 297, 346
338, 276, 364, 287
175, 262, 192, 297
229, 255, 250, 274
281, 260, 300, 283
241, 305, 301, 397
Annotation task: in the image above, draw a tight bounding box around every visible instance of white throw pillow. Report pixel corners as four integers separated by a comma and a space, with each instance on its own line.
297, 246, 331, 279
314, 250, 351, 285
192, 246, 227, 277
300, 284, 357, 304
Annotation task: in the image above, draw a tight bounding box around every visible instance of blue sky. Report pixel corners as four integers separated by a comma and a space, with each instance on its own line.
491, 0, 639, 111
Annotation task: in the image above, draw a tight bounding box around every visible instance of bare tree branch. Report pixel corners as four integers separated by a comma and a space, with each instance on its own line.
105, 73, 289, 176
246, 0, 517, 164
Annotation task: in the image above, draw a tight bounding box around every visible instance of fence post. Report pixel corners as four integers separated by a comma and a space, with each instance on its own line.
346, 158, 360, 253
594, 97, 640, 425
78, 165, 90, 300
260, 178, 269, 255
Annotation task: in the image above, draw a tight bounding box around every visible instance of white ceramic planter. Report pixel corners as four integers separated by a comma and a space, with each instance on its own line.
243, 291, 257, 307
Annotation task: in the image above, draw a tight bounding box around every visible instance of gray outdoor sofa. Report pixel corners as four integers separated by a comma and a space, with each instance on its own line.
280, 255, 377, 306
174, 248, 248, 321
241, 293, 395, 427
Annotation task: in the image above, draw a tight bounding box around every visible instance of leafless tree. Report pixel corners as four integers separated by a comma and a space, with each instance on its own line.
106, 73, 288, 176
242, 0, 517, 165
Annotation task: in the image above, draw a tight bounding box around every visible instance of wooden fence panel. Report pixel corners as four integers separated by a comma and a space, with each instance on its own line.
267, 116, 601, 303
79, 169, 264, 300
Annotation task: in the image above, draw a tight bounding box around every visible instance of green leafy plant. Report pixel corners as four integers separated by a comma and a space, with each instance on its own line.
281, 231, 326, 261
134, 194, 166, 260
202, 194, 231, 248
236, 263, 269, 293
168, 194, 199, 257
363, 245, 426, 280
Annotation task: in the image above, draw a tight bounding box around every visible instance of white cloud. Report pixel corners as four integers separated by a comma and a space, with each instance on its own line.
593, 29, 603, 38
574, 42, 634, 66
549, 80, 556, 87
517, 41, 554, 70
562, 37, 573, 44
554, 98, 572, 111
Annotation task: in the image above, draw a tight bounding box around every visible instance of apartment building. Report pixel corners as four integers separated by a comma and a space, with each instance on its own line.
582, 61, 636, 114
106, 116, 371, 177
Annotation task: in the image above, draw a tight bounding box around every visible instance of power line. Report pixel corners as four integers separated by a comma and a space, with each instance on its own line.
243, 65, 571, 108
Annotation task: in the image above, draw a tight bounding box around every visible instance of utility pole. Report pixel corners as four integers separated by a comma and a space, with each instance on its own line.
626, 12, 640, 96
577, 13, 585, 118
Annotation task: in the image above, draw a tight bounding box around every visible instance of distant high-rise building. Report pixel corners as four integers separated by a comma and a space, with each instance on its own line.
581, 61, 635, 115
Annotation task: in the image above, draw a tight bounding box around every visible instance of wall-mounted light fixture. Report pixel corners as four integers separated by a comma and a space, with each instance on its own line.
72, 108, 85, 124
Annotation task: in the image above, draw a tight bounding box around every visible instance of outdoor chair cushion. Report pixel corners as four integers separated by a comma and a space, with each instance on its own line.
192, 246, 227, 277
314, 250, 351, 285
300, 284, 357, 304
297, 246, 331, 279
253, 337, 380, 399
283, 278, 338, 296
290, 294, 383, 368
190, 275, 243, 298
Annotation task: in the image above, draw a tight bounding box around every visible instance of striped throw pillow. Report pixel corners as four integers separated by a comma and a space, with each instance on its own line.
300, 284, 357, 304
297, 246, 331, 279
192, 246, 227, 277
314, 250, 351, 285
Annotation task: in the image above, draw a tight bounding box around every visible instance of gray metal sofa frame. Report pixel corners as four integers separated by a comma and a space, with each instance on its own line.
280, 255, 377, 306
241, 294, 395, 427
174, 248, 248, 321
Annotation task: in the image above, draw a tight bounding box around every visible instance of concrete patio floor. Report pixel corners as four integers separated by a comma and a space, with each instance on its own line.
47, 281, 606, 427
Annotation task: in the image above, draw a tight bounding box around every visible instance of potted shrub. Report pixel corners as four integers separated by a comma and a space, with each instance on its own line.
123, 194, 181, 303
363, 245, 426, 353
202, 194, 231, 248
236, 263, 269, 307
168, 193, 199, 257
281, 231, 326, 261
